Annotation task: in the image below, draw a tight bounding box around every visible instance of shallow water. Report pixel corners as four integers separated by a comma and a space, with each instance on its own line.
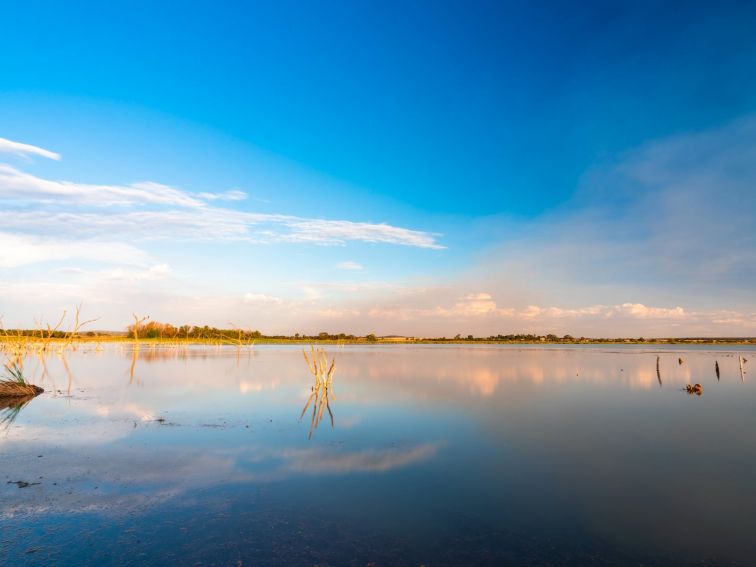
1, 344, 755, 566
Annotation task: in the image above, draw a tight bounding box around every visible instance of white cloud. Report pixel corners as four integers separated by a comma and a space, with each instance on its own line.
442, 293, 505, 317
243, 293, 283, 305
317, 307, 361, 319
613, 303, 685, 319
0, 232, 151, 268
102, 263, 172, 282
368, 293, 689, 325
0, 137, 61, 161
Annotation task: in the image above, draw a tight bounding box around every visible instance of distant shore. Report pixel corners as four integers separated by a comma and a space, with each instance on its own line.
1, 334, 754, 347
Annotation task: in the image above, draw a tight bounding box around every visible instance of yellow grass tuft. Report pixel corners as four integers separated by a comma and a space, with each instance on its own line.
0, 363, 44, 397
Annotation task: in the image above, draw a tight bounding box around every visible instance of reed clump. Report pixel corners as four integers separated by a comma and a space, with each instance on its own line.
300, 346, 336, 439
0, 364, 44, 397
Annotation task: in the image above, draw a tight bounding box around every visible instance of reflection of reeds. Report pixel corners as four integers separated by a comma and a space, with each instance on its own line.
0, 394, 37, 431
300, 346, 336, 439
0, 363, 44, 397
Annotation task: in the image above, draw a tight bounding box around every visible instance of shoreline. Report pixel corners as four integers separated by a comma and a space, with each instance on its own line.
1, 336, 754, 347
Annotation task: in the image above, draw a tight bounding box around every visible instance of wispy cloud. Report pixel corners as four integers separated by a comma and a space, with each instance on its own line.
0, 160, 443, 249
0, 209, 443, 248
0, 165, 205, 207
0, 137, 61, 161
489, 116, 756, 295
281, 219, 443, 248
336, 261, 364, 271
197, 189, 247, 201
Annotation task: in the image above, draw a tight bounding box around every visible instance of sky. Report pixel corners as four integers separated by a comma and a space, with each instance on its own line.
1, 0, 755, 337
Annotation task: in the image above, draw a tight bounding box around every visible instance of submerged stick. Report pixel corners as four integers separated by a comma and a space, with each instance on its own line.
656, 355, 662, 387
715, 360, 720, 381
740, 356, 745, 383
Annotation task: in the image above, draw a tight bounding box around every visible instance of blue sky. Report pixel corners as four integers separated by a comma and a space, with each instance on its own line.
1, 0, 755, 336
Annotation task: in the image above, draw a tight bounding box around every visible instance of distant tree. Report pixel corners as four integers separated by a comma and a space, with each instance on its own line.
366, 333, 377, 342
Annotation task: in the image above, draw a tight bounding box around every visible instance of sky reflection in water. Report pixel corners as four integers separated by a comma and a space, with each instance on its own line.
1, 344, 755, 565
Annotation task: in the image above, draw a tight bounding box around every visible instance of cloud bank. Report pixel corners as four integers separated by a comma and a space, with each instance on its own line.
1, 117, 754, 336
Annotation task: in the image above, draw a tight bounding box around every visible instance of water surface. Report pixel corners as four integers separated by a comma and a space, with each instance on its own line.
1, 344, 755, 565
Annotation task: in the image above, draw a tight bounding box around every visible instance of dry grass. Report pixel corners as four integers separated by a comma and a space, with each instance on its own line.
0, 363, 44, 397
0, 304, 98, 359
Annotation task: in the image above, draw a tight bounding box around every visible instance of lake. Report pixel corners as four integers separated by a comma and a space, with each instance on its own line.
1, 344, 755, 566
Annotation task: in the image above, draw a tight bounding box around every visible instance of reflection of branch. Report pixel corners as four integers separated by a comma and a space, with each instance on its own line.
37, 353, 51, 388
57, 354, 75, 396
129, 347, 140, 385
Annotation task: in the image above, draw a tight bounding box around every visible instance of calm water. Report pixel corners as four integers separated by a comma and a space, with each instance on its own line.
1, 344, 755, 566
